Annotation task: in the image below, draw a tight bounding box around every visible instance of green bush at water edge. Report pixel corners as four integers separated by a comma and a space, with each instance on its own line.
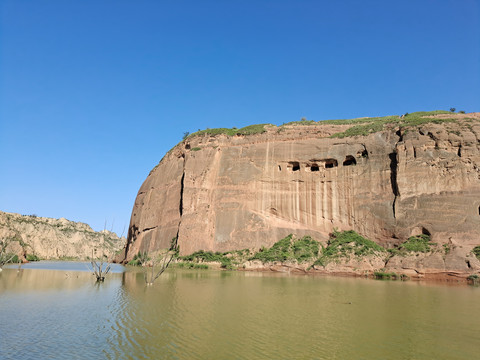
314, 230, 385, 267
26, 254, 40, 261
249, 234, 319, 263
178, 250, 234, 269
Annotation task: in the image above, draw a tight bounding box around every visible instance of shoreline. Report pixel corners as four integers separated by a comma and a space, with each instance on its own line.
4, 259, 479, 287
173, 260, 480, 286
242, 266, 477, 285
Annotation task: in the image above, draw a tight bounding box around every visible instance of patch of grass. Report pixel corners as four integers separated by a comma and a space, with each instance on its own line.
292, 235, 320, 262
180, 250, 225, 262
176, 262, 209, 270
249, 235, 319, 263
127, 251, 148, 266
443, 244, 451, 255
374, 271, 398, 280
330, 118, 395, 138
187, 124, 270, 138
472, 246, 480, 260
314, 230, 385, 267
191, 147, 202, 151
399, 234, 434, 253
236, 124, 270, 135
8, 254, 21, 263
329, 111, 457, 138
250, 235, 293, 263
26, 254, 40, 262
284, 119, 317, 126
178, 250, 233, 269
467, 274, 479, 285
57, 255, 79, 261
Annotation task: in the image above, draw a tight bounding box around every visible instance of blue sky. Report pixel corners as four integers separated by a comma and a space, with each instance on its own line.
1, 0, 479, 235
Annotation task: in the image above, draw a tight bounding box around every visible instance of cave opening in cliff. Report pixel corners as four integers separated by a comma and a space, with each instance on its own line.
324, 159, 338, 168
343, 155, 356, 166
421, 227, 431, 236
289, 161, 300, 171
311, 164, 320, 171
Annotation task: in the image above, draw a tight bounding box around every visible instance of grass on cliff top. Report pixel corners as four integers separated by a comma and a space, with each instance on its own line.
150, 110, 471, 174
329, 110, 459, 138
186, 110, 467, 140
282, 110, 463, 138
187, 124, 271, 138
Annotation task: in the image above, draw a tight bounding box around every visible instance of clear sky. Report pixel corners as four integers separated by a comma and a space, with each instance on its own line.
1, 0, 479, 235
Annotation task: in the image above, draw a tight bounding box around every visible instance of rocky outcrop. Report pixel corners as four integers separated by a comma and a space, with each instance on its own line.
125, 112, 480, 276
0, 211, 124, 260
241, 249, 480, 281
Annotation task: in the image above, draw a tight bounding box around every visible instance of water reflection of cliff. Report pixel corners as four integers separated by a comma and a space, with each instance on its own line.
2, 267, 480, 360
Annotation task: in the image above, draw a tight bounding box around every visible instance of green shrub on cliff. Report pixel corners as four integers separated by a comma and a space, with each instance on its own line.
314, 230, 385, 267
26, 254, 40, 261
251, 235, 294, 263
187, 124, 270, 138
293, 236, 320, 262
399, 234, 434, 253
472, 246, 480, 260
178, 250, 233, 269
324, 230, 384, 256
250, 234, 320, 263
373, 271, 398, 280
329, 110, 457, 138
176, 262, 209, 269
127, 251, 149, 266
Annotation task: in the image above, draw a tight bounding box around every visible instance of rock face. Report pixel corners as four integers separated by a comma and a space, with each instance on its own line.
125, 112, 480, 274
0, 211, 124, 260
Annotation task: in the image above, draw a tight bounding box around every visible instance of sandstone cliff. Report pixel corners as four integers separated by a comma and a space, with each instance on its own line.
124, 111, 480, 276
0, 211, 124, 260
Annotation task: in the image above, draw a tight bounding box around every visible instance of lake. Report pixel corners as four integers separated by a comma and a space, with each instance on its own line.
1, 262, 479, 359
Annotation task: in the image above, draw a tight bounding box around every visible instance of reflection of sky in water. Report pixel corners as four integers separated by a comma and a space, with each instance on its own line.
0, 268, 126, 359
1, 265, 480, 360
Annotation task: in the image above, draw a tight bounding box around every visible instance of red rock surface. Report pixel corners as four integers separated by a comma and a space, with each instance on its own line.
124, 113, 480, 275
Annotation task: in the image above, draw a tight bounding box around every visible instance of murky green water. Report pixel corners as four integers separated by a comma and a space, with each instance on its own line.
1, 262, 479, 359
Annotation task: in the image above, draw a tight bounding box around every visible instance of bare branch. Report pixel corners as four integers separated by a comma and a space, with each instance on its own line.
142, 237, 178, 285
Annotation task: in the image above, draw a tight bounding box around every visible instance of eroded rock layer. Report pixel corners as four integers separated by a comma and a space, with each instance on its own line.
0, 211, 124, 260
125, 113, 480, 271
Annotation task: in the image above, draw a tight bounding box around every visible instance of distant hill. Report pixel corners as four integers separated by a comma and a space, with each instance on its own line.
0, 211, 125, 261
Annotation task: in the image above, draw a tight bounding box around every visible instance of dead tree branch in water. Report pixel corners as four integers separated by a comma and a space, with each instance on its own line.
143, 237, 178, 285
90, 249, 111, 282
89, 222, 124, 282
0, 238, 17, 271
